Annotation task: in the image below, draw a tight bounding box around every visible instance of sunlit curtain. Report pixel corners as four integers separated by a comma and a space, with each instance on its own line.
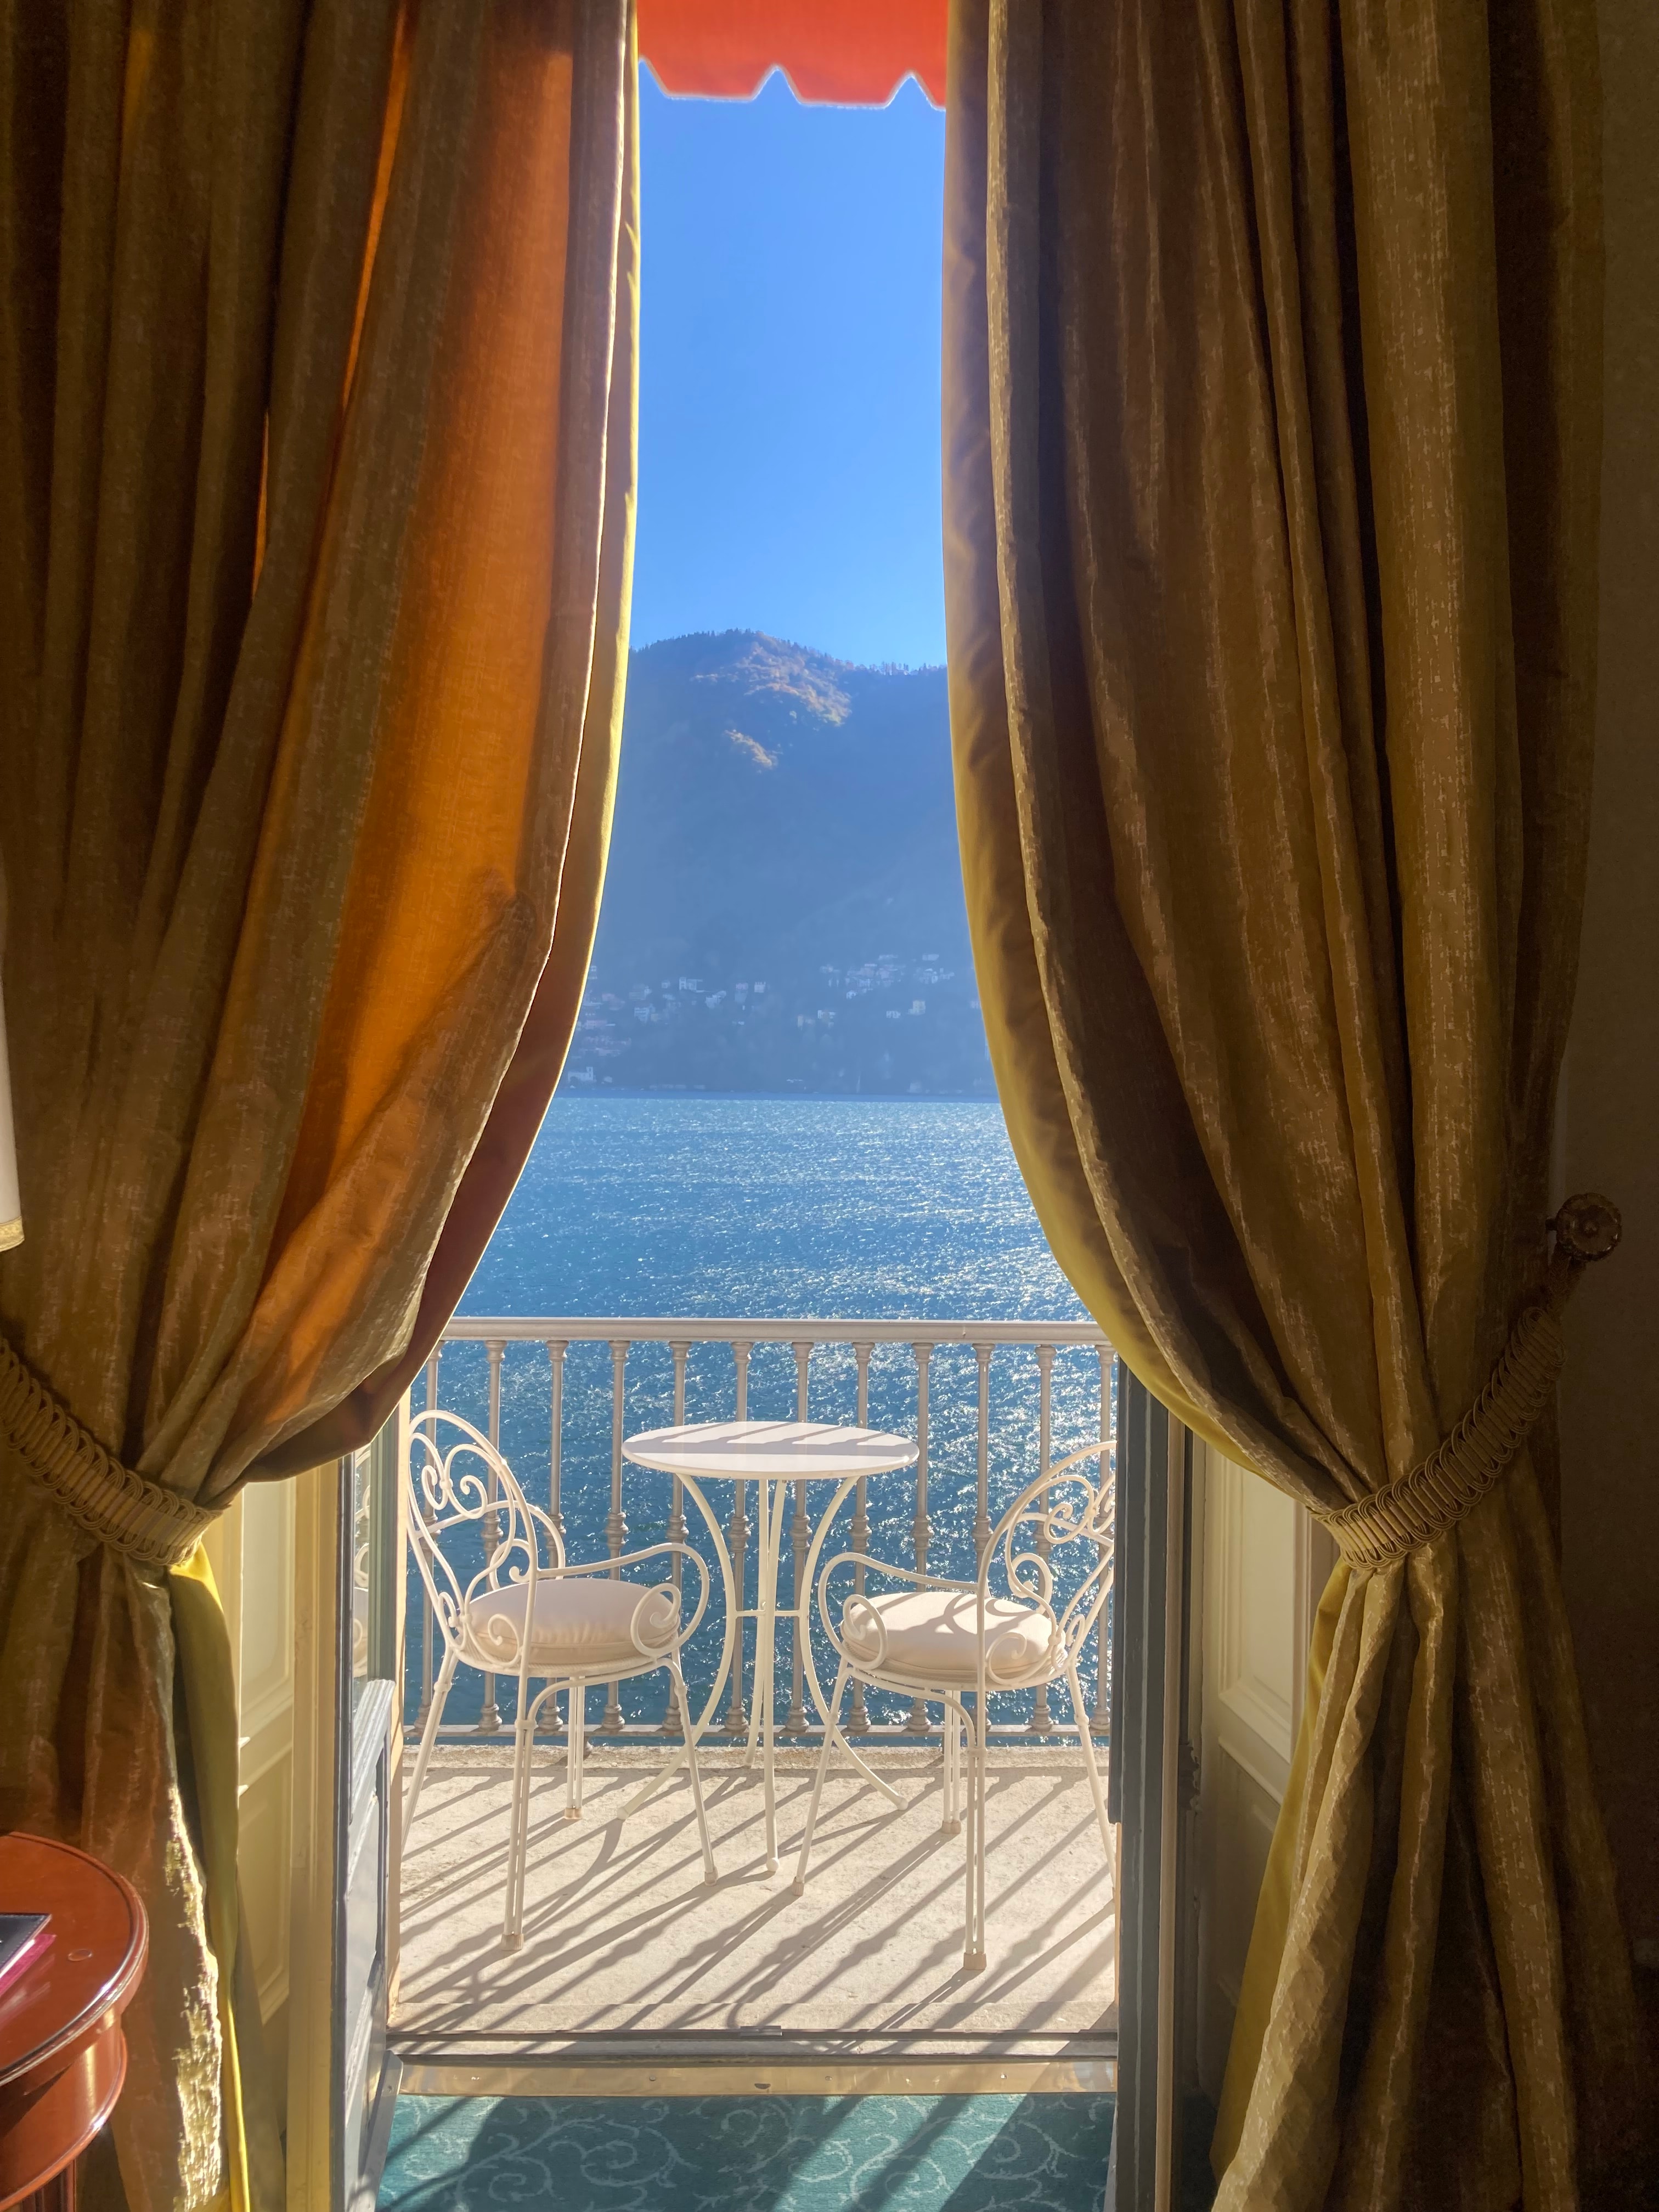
0, 974, 19, 1255
0, 1, 637, 2205
943, 0, 1647, 2204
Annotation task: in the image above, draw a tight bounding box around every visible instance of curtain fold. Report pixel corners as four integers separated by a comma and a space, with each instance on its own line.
0, 1, 636, 2203
942, 0, 1647, 2204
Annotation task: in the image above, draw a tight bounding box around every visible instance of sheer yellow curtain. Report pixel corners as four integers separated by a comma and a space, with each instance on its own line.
0, 2, 637, 2205
943, 0, 1647, 2203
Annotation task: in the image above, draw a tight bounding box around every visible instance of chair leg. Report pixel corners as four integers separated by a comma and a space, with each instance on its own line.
1068, 1662, 1113, 1860
941, 1700, 961, 1837
791, 1658, 850, 1897
828, 1728, 904, 1808
566, 1680, 586, 1821
503, 1711, 522, 1946
961, 1693, 986, 1974
939, 1700, 950, 1829
407, 1647, 457, 1833
503, 1685, 539, 1948
671, 1662, 718, 1886
617, 1741, 689, 1825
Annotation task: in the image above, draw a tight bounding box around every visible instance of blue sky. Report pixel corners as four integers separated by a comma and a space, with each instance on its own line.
631, 67, 946, 671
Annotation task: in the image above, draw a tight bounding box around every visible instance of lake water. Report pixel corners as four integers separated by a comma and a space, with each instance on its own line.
414, 1097, 1108, 1731
464, 1095, 1085, 1322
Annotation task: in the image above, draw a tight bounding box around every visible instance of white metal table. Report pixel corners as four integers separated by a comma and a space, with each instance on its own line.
623, 1419, 919, 1869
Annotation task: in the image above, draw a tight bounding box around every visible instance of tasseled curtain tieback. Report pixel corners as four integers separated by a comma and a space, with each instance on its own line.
0, 1333, 217, 1570
1317, 1194, 1621, 1568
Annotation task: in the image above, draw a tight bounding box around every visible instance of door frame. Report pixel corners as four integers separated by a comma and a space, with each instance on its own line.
288, 1386, 1192, 2204
287, 1434, 405, 2212
1107, 1373, 1190, 2211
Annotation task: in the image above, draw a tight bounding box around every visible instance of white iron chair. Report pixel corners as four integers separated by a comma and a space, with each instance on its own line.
404, 1408, 718, 1946
792, 1442, 1114, 1973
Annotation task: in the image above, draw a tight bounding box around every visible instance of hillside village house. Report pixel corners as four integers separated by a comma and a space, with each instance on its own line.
0, 2, 1654, 2209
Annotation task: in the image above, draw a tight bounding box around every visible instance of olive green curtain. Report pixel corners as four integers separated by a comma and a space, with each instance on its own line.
943, 1, 1647, 2204
0, 2, 637, 2205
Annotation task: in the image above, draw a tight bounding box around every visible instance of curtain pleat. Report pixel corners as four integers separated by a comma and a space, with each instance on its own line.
942, 0, 1647, 2202
0, 2, 636, 2204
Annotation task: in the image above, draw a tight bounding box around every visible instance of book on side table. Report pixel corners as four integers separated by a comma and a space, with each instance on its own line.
0, 1914, 52, 2001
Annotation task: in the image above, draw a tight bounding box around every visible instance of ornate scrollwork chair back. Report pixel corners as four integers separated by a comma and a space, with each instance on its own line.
989, 1443, 1115, 1692
406, 1409, 562, 1681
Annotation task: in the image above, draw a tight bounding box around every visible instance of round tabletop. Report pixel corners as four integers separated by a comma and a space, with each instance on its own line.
0, 1832, 147, 2208
623, 1419, 918, 1481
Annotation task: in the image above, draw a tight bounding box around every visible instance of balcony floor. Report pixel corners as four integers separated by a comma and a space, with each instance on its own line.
394, 1742, 1117, 2045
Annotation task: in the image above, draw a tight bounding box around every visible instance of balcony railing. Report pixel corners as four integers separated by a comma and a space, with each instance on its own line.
399, 1315, 1118, 1748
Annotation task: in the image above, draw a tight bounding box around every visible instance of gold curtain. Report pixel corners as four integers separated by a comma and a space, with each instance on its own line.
0, 1, 637, 2205
943, 1, 1647, 2204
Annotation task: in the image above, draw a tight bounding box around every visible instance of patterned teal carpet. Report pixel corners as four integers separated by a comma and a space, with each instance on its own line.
380, 2092, 1115, 2211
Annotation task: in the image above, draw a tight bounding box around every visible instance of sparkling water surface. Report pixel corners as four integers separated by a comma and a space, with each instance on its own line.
465, 1095, 1086, 1322
413, 1098, 1108, 1733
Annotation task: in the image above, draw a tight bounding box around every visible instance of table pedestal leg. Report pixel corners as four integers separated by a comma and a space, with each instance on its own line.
748, 1476, 785, 1871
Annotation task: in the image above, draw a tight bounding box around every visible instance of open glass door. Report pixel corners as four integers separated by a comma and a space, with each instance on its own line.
287, 1415, 405, 2210
287, 1371, 1193, 2208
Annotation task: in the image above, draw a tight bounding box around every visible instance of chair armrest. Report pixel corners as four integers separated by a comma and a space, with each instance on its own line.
816, 1553, 975, 1594
812, 1550, 978, 1665
522, 1499, 566, 1570
551, 1543, 703, 1577
549, 1544, 714, 1645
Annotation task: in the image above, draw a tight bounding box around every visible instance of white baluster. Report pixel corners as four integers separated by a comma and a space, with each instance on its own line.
546, 1339, 567, 1547
1030, 1344, 1055, 1734
786, 1340, 812, 1731
1091, 1348, 1114, 1734
663, 1340, 690, 1738
725, 1340, 751, 1734
909, 1341, 933, 1736
668, 1340, 690, 1586
545, 1339, 566, 1755
479, 1339, 505, 1733
848, 1340, 873, 1738
973, 1341, 993, 1564
602, 1337, 629, 1732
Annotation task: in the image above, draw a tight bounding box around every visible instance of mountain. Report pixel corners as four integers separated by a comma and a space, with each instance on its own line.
568, 631, 994, 1096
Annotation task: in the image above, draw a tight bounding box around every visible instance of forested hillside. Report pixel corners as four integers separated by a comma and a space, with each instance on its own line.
568, 632, 993, 1096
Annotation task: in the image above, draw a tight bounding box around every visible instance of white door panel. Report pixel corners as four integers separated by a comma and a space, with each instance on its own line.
200, 1475, 299, 2087
1194, 1447, 1335, 2103
288, 1413, 405, 2212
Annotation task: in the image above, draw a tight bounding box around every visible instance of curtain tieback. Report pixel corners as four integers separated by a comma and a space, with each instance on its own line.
0, 1333, 215, 1569
1317, 1194, 1621, 1568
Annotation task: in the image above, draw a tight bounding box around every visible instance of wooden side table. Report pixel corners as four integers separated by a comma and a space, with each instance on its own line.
0, 1835, 148, 2211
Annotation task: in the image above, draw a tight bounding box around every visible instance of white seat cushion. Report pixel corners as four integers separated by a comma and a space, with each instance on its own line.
840, 1588, 1057, 1685
465, 1576, 680, 1671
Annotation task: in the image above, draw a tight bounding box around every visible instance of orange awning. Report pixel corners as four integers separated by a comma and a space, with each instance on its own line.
637, 0, 947, 108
